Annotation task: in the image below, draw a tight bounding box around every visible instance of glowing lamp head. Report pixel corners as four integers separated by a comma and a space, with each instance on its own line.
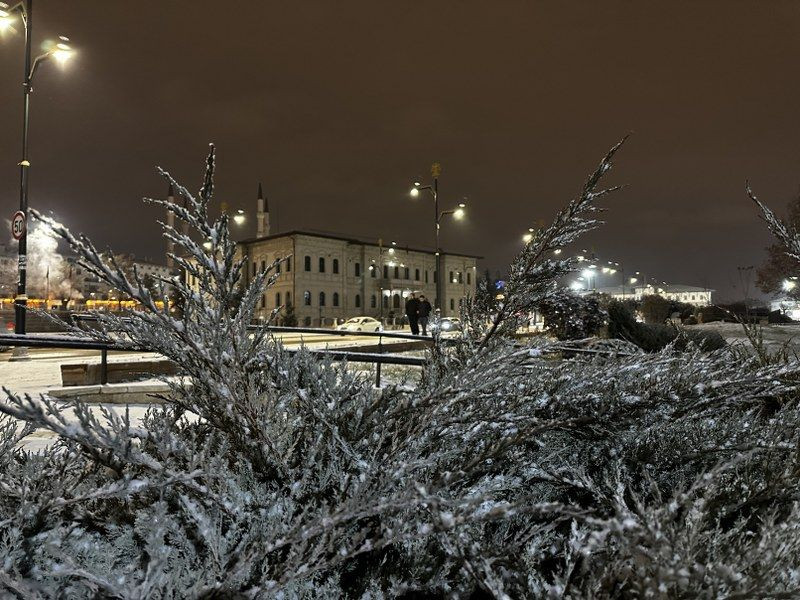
453, 207, 465, 220
233, 209, 246, 225
553, 249, 562, 255
783, 279, 796, 292
52, 36, 73, 64
522, 233, 533, 244
0, 14, 12, 32
582, 269, 594, 278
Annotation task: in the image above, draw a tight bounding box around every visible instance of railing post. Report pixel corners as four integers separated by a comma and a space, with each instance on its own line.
375, 333, 383, 387
100, 348, 108, 385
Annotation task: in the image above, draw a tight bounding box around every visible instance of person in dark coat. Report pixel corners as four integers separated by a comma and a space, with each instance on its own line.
418, 294, 432, 335
405, 293, 420, 335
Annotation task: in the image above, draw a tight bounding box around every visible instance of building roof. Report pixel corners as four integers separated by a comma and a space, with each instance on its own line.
238, 229, 483, 259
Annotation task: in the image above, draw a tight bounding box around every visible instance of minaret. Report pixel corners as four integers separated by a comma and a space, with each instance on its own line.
166, 183, 175, 268
256, 182, 270, 237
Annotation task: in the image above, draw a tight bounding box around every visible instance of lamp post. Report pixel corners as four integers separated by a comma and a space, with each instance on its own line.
409, 163, 466, 312
1, 0, 72, 337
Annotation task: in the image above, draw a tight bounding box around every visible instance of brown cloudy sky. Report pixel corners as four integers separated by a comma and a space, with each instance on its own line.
2, 1, 800, 299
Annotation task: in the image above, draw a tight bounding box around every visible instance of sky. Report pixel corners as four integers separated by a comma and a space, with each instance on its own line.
1, 1, 799, 301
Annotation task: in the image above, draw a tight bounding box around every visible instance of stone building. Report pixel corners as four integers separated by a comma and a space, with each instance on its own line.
230, 185, 479, 326
594, 283, 713, 306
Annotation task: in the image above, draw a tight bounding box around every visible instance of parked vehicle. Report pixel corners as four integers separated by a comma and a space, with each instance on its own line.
431, 317, 462, 333
336, 317, 383, 332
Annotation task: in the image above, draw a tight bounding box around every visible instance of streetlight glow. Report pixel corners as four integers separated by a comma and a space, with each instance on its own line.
409, 187, 419, 198
453, 207, 465, 219
783, 279, 796, 292
233, 209, 246, 225
52, 36, 73, 63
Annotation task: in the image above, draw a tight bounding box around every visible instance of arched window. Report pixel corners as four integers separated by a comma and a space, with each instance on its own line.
355, 294, 361, 308
393, 293, 400, 309
261, 260, 266, 273
275, 292, 281, 306
383, 265, 389, 279
276, 259, 281, 274
415, 268, 420, 281
370, 294, 376, 308
304, 256, 311, 271
450, 298, 455, 310
382, 295, 388, 309
404, 267, 410, 279
304, 290, 311, 306
285, 292, 291, 306
319, 291, 326, 306
425, 270, 429, 283
286, 257, 292, 272
354, 262, 360, 277
394, 266, 399, 279
467, 272, 471, 285
319, 257, 326, 273
333, 259, 339, 274
261, 294, 266, 308
370, 265, 376, 278
333, 292, 340, 307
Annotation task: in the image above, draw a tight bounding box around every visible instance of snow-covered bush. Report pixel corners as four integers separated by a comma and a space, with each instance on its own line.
537, 288, 607, 340
3, 144, 800, 598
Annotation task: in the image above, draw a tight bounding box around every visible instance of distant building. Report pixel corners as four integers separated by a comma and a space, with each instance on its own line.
238, 231, 478, 326
186, 184, 480, 326
593, 283, 713, 306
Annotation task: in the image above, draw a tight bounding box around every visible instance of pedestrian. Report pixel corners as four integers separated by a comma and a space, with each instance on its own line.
405, 292, 420, 335
418, 294, 432, 335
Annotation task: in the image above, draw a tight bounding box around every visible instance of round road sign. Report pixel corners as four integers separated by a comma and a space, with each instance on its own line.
11, 211, 25, 240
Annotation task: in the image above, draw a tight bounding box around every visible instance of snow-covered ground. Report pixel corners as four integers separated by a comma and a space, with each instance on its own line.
687, 322, 800, 349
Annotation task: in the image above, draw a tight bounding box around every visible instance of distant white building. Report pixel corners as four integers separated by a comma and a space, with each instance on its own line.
592, 283, 713, 306
184, 185, 480, 326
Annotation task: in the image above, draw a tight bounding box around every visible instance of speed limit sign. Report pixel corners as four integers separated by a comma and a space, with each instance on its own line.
11, 211, 26, 240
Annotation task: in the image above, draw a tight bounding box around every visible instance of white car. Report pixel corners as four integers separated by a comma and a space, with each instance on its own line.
336, 317, 383, 332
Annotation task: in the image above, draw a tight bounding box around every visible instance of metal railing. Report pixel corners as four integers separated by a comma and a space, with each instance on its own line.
0, 332, 427, 388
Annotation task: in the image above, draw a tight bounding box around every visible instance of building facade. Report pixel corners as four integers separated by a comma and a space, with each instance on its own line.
182, 184, 479, 326
593, 283, 713, 306
238, 231, 478, 325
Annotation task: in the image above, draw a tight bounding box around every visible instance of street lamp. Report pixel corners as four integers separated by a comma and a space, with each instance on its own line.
1, 0, 73, 337
233, 209, 246, 226
409, 164, 468, 311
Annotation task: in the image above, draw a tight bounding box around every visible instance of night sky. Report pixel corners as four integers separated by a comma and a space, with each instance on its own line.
2, 1, 799, 300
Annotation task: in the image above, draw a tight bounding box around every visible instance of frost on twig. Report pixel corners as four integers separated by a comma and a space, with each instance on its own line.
3, 145, 800, 597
